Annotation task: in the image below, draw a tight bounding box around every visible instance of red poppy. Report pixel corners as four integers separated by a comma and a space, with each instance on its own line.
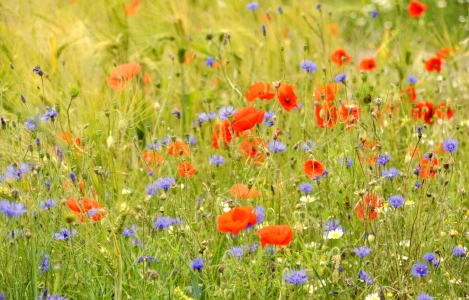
315, 102, 339, 128
245, 82, 276, 102
435, 102, 454, 120
143, 152, 164, 169
66, 197, 105, 222
330, 48, 352, 66
230, 184, 260, 199
125, 0, 141, 16
425, 57, 442, 73
218, 206, 257, 235
277, 83, 299, 112
256, 225, 293, 249
328, 23, 339, 36
212, 120, 234, 149
356, 193, 381, 221
339, 102, 360, 130
400, 86, 417, 102
107, 62, 141, 91
411, 101, 434, 125
406, 147, 422, 159
407, 0, 428, 18
418, 156, 439, 179
239, 136, 266, 165
143, 72, 151, 84
385, 101, 400, 115
359, 58, 377, 72
167, 140, 190, 157
303, 160, 325, 179
184, 52, 196, 64
177, 162, 196, 178
232, 106, 265, 133
314, 83, 340, 102
436, 48, 452, 60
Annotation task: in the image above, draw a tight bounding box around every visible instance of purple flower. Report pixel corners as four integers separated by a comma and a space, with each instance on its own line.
41, 106, 58, 122
155, 177, 176, 190
388, 195, 405, 208
263, 110, 276, 127
339, 157, 353, 167
371, 10, 379, 19
0, 201, 27, 217
353, 246, 371, 258
334, 73, 346, 83
40, 199, 57, 210
172, 109, 181, 119
205, 57, 215, 67
255, 205, 266, 223
24, 114, 41, 131
122, 224, 137, 237
268, 140, 286, 153
191, 257, 204, 270
359, 270, 373, 284
209, 154, 225, 166
299, 60, 318, 73
417, 294, 433, 300
33, 65, 44, 76
197, 112, 217, 126
301, 140, 314, 151
299, 182, 314, 194
408, 75, 419, 84
218, 106, 236, 120
40, 254, 50, 273
452, 246, 466, 257
228, 246, 244, 259
283, 269, 309, 285
376, 154, 391, 166
154, 217, 182, 229
146, 141, 161, 150
246, 2, 259, 10
53, 228, 77, 240
442, 139, 458, 153
185, 135, 197, 146
137, 256, 158, 265
278, 7, 283, 13
4, 163, 31, 180
422, 252, 436, 262
381, 168, 399, 180
411, 262, 429, 277
145, 182, 159, 196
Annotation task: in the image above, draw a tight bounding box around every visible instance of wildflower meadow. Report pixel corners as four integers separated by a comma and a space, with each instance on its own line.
1, 0, 469, 299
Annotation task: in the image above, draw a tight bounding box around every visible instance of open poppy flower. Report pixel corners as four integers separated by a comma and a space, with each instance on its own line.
411, 101, 434, 125
167, 140, 190, 157
232, 106, 265, 133
356, 193, 381, 221
178, 162, 196, 178
303, 160, 325, 179
107, 62, 141, 91
212, 120, 234, 149
314, 83, 340, 102
277, 83, 299, 112
315, 102, 339, 128
400, 86, 417, 102
143, 72, 151, 84
425, 57, 442, 73
407, 0, 428, 18
359, 58, 377, 72
435, 102, 454, 120
436, 48, 452, 60
245, 82, 276, 102
218, 206, 257, 235
418, 155, 439, 179
256, 225, 293, 249
143, 152, 164, 169
66, 197, 105, 222
184, 52, 196, 64
230, 184, 260, 199
330, 48, 352, 66
339, 101, 360, 130
239, 136, 267, 166
125, 0, 141, 16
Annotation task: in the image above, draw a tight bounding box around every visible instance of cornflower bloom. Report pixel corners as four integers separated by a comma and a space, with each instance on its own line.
191, 258, 204, 270
353, 246, 371, 258
283, 269, 309, 285
209, 154, 225, 166
411, 262, 429, 277
53, 228, 77, 240
442, 139, 458, 153
0, 201, 27, 217
299, 60, 318, 73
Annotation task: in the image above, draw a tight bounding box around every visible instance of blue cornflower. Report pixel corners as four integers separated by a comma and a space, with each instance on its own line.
452, 246, 466, 257
154, 217, 176, 229
283, 269, 309, 285
0, 292, 4, 300
359, 270, 373, 285
411, 262, 429, 277
315, 4, 321, 10
122, 224, 137, 237
299, 60, 318, 73
40, 254, 50, 273
40, 199, 57, 210
0, 201, 27, 217
209, 154, 225, 166
191, 258, 204, 270
416, 125, 424, 134
218, 106, 236, 120
205, 57, 215, 67
413, 166, 421, 176
185, 135, 197, 146
228, 246, 245, 259
146, 141, 161, 150
136, 256, 158, 265
4, 163, 31, 180
278, 7, 283, 13
197, 112, 217, 126
24, 114, 41, 131
353, 246, 371, 258
371, 10, 379, 19
132, 238, 143, 248
69, 173, 76, 182
408, 75, 419, 84
376, 154, 391, 166
388, 195, 405, 208
263, 110, 276, 127
33, 65, 44, 76
323, 219, 345, 236
156, 177, 176, 190
255, 205, 266, 223
262, 25, 266, 36
45, 181, 51, 190
442, 139, 458, 153
172, 109, 181, 119
41, 106, 58, 122
301, 140, 314, 151
299, 182, 314, 194
334, 73, 347, 83
422, 252, 436, 262
381, 168, 399, 180
433, 260, 441, 267
145, 182, 159, 196
53, 228, 77, 241
246, 2, 259, 10
44, 294, 68, 300
244, 243, 259, 253
417, 294, 434, 300
268, 140, 287, 153
339, 157, 353, 167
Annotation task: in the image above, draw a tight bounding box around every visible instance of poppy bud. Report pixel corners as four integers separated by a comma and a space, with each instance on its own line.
10, 62, 14, 69
361, 73, 368, 82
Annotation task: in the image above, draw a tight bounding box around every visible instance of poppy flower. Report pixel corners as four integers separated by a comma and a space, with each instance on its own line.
232, 106, 265, 133
406, 147, 422, 159
256, 225, 293, 249
425, 57, 442, 73
277, 83, 299, 112
314, 83, 340, 102
184, 52, 196, 64
328, 23, 339, 36
359, 58, 377, 72
435, 102, 454, 120
218, 206, 257, 235
407, 0, 428, 18
385, 101, 400, 115
125, 0, 141, 16
245, 82, 276, 102
143, 72, 151, 84
356, 193, 381, 221
66, 197, 105, 222
411, 101, 434, 125
239, 136, 267, 165
178, 162, 196, 178
418, 155, 439, 179
315, 102, 339, 128
107, 62, 141, 91
436, 48, 452, 60
400, 86, 417, 102
212, 120, 234, 149
167, 140, 190, 157
330, 48, 353, 66
339, 102, 360, 130
230, 184, 260, 199
143, 152, 164, 169
303, 160, 325, 179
